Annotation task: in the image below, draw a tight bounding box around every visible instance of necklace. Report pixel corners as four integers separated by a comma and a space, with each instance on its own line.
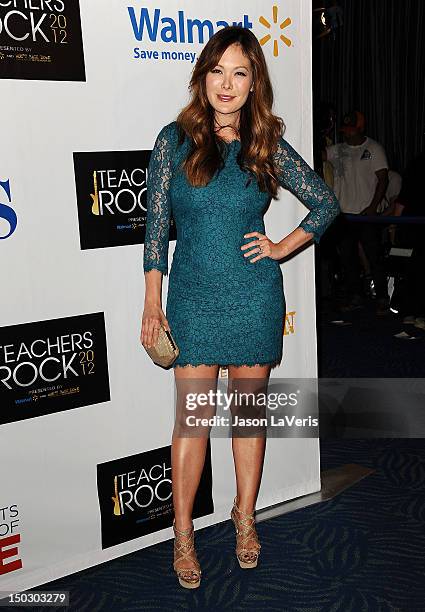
213, 118, 240, 143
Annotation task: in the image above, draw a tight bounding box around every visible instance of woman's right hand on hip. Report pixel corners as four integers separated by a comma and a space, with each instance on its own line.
141, 303, 170, 349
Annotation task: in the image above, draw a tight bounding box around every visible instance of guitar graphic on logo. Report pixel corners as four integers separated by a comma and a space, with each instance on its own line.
112, 475, 121, 516
90, 171, 100, 215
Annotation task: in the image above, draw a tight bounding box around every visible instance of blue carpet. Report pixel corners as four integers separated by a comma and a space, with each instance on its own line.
318, 299, 425, 378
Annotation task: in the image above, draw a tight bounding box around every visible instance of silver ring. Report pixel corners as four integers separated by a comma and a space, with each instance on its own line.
258, 245, 263, 254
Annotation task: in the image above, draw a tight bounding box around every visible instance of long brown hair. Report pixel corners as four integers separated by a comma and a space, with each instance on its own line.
176, 26, 285, 198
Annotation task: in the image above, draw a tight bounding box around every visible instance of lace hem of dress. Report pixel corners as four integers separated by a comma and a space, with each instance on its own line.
298, 221, 321, 244
174, 359, 281, 369
144, 262, 169, 276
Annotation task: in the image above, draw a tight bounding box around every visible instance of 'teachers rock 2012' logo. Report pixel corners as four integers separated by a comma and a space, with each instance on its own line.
0, 179, 17, 239
0, 0, 85, 81
0, 312, 110, 425
73, 150, 177, 250
97, 444, 214, 549
128, 4, 293, 64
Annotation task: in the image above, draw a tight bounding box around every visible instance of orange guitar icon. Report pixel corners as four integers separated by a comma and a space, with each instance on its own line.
90, 170, 99, 215
112, 475, 121, 516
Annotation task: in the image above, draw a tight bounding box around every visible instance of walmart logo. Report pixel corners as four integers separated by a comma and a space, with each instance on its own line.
259, 5, 292, 56
128, 5, 293, 55
128, 7, 253, 43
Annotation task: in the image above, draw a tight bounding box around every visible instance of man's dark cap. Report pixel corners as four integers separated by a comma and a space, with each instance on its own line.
340, 110, 365, 133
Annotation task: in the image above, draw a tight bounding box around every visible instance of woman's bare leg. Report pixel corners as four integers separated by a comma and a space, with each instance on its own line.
228, 364, 271, 514
172, 364, 219, 533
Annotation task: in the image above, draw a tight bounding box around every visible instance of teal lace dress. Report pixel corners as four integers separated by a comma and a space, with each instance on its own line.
143, 121, 340, 368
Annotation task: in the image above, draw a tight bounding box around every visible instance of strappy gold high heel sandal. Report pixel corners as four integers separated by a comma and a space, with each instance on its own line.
230, 496, 262, 568
172, 519, 201, 589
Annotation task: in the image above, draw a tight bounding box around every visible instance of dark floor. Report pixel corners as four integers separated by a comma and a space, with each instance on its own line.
318, 296, 425, 378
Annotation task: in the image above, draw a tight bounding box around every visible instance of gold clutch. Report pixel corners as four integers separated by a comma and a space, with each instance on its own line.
145, 323, 179, 368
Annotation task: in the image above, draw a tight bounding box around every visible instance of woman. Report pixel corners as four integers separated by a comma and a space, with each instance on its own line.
141, 26, 340, 589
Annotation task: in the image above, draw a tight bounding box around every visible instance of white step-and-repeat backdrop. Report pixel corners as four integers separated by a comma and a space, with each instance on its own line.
0, 0, 320, 593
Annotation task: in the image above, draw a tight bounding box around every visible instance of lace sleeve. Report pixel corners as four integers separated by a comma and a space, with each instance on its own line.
143, 123, 176, 276
274, 137, 340, 243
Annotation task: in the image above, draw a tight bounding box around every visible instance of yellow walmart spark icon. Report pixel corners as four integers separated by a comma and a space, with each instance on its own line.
259, 5, 292, 56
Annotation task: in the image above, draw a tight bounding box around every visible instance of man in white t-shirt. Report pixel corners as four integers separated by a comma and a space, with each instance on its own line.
380, 170, 402, 213
324, 111, 390, 314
